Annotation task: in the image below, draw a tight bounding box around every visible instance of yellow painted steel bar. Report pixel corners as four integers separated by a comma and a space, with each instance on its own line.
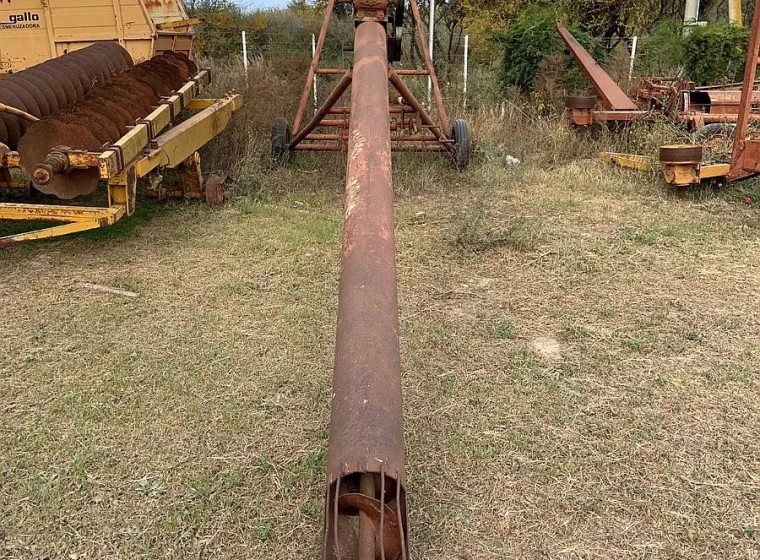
99, 70, 210, 178
0, 205, 125, 246
134, 94, 241, 177
0, 220, 106, 247
599, 152, 654, 171
0, 203, 124, 222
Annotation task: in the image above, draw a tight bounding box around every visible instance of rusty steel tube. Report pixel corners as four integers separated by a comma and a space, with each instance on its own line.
324, 19, 408, 560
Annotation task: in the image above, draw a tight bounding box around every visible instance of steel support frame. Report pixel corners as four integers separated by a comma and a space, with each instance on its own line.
289, 0, 453, 155
728, 0, 760, 180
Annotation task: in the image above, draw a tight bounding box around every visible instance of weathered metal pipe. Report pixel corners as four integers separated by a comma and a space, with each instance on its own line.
324, 19, 408, 560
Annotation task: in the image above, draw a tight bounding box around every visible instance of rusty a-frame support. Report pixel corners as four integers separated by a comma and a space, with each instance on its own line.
272, 0, 470, 168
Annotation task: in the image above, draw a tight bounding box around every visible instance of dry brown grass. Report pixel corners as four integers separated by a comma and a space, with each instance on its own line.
2, 91, 760, 559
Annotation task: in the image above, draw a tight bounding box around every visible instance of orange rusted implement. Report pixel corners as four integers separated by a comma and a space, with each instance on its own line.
556, 22, 638, 111
728, 0, 760, 180
275, 0, 470, 167
559, 22, 760, 130
656, 0, 760, 186
274, 1, 470, 558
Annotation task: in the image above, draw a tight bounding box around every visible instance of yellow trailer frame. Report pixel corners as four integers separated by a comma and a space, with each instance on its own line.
0, 70, 241, 247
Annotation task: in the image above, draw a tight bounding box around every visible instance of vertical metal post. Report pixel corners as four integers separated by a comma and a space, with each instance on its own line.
729, 0, 743, 25
684, 0, 700, 31
293, 0, 336, 134
463, 34, 469, 107
427, 0, 435, 105
241, 30, 248, 83
729, 0, 760, 177
324, 18, 408, 560
312, 33, 318, 112
628, 36, 638, 82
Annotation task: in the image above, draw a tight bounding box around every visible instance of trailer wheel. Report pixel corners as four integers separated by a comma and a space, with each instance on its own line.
694, 123, 735, 143
694, 123, 736, 164
451, 119, 471, 170
272, 117, 291, 166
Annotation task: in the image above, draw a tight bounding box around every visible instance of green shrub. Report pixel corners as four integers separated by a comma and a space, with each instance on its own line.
637, 19, 749, 86
495, 5, 605, 95
636, 19, 686, 77
683, 22, 749, 85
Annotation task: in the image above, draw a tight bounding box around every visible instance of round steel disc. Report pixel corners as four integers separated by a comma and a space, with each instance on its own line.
93, 42, 133, 70
50, 59, 88, 96
129, 67, 168, 97
10, 72, 59, 113
23, 67, 72, 108
0, 79, 42, 117
71, 101, 122, 141
166, 51, 198, 75
0, 89, 29, 147
566, 95, 597, 109
66, 50, 107, 85
7, 75, 51, 115
0, 118, 10, 148
18, 119, 102, 199
660, 144, 703, 164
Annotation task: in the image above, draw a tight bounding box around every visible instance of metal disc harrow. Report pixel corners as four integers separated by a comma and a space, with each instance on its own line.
0, 43, 240, 246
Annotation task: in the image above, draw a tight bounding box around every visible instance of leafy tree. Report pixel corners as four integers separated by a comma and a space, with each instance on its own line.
682, 21, 750, 84
495, 5, 605, 94
637, 19, 750, 85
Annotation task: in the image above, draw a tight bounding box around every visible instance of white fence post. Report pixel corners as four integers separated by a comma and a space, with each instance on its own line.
241, 30, 248, 83
312, 33, 318, 111
628, 35, 638, 81
463, 34, 469, 107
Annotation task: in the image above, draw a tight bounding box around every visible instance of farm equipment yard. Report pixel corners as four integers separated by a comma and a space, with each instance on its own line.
3, 124, 760, 558
2, 0, 760, 558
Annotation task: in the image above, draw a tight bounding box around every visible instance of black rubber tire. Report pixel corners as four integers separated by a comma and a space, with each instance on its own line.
693, 122, 736, 143
271, 117, 291, 166
451, 119, 471, 170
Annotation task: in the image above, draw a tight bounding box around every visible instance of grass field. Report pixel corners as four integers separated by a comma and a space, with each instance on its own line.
2, 104, 760, 559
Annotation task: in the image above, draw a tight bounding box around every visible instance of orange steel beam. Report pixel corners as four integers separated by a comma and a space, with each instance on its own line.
556, 22, 639, 111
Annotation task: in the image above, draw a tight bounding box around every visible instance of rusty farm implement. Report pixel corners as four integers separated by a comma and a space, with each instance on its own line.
273, 0, 471, 557
0, 42, 240, 246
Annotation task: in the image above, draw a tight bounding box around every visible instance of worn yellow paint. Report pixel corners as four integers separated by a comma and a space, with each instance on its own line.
0, 0, 195, 72
661, 162, 730, 186
185, 99, 217, 110
0, 204, 124, 246
156, 17, 204, 30
0, 73, 239, 246
662, 163, 700, 186
98, 71, 210, 179
700, 163, 730, 179
599, 152, 654, 171
135, 94, 241, 176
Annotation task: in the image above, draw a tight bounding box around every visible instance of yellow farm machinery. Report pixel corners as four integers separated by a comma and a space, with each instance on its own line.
0, 41, 240, 246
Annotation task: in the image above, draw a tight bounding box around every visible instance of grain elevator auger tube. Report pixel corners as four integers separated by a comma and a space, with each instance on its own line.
324, 14, 407, 560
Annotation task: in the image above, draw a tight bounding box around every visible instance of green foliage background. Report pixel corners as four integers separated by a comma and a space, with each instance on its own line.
638, 19, 750, 85
495, 5, 606, 94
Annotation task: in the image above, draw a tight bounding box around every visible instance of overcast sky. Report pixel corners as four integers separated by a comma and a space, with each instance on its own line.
245, 0, 291, 9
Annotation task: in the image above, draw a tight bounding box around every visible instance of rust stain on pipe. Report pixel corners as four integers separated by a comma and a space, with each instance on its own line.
324, 18, 408, 560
